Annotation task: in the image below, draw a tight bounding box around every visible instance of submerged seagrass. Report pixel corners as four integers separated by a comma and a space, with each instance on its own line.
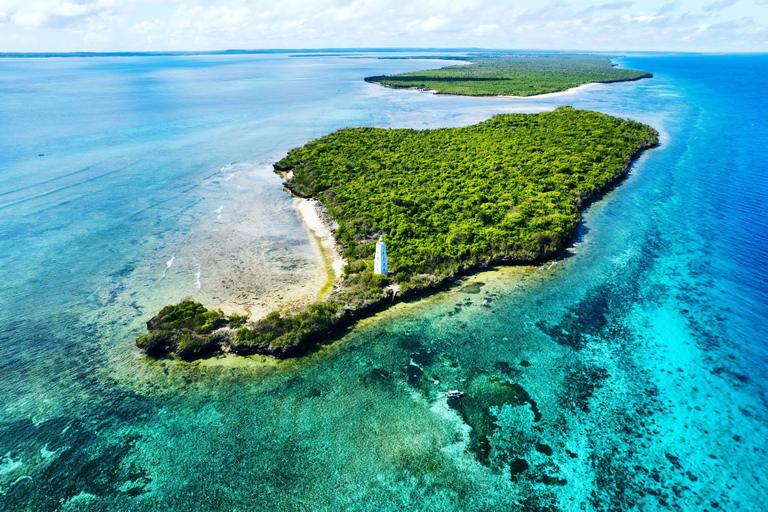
138, 107, 658, 359
365, 54, 652, 97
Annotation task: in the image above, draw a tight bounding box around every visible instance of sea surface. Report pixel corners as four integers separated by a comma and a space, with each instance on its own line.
0, 52, 766, 510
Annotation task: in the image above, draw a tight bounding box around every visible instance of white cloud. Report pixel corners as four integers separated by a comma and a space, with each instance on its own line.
1, 0, 122, 30
704, 0, 739, 11
407, 15, 449, 32
10, 10, 47, 28
0, 0, 766, 51
130, 19, 161, 34
471, 23, 500, 34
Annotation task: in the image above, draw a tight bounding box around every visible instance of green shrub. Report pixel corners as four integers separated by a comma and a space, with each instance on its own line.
233, 303, 342, 349
149, 301, 225, 334
228, 313, 249, 329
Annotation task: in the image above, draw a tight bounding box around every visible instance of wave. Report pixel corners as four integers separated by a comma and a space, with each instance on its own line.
160, 256, 175, 279
0, 161, 139, 211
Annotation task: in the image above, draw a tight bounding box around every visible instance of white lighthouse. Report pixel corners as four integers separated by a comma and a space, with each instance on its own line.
373, 235, 388, 275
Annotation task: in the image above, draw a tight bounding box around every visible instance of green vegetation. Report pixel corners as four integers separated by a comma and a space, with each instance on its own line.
227, 313, 249, 329
137, 301, 342, 358
232, 303, 341, 353
281, 107, 657, 281
136, 301, 227, 360
138, 107, 657, 360
147, 301, 224, 332
365, 54, 651, 96
316, 242, 337, 300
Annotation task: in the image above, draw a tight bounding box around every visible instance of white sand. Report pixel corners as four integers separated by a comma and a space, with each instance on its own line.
294, 197, 346, 283
408, 81, 602, 100
496, 81, 602, 100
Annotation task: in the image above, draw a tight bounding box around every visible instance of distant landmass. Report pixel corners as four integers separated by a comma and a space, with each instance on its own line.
365, 53, 652, 96
0, 48, 481, 58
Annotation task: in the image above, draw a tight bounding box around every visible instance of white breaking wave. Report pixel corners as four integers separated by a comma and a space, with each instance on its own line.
160, 255, 175, 279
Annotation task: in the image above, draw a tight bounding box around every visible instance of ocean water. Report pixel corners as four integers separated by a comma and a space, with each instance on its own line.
0, 52, 766, 510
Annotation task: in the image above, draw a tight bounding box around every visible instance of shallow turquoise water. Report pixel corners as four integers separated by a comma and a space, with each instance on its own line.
1, 53, 767, 510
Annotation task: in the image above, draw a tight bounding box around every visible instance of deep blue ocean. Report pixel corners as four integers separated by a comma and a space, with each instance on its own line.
1, 52, 766, 510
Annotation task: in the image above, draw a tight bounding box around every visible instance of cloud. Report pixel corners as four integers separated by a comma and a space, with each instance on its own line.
683, 15, 767, 44
704, 0, 740, 11
656, 2, 679, 14
710, 15, 765, 32
406, 15, 450, 32
470, 23, 500, 35
585, 1, 635, 13
0, 0, 766, 52
0, 0, 121, 30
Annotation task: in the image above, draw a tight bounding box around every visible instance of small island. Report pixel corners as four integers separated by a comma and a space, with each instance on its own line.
365, 54, 652, 97
137, 106, 658, 360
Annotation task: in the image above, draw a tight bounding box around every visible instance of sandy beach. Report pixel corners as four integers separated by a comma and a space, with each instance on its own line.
384, 80, 603, 100
293, 196, 346, 290
496, 81, 601, 99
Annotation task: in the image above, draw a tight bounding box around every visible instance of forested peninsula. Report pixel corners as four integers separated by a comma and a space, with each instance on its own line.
365, 54, 652, 96
137, 107, 658, 360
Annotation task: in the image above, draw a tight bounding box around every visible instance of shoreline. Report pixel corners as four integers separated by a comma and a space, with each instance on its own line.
170, 162, 335, 322
497, 81, 600, 99
293, 196, 346, 298
366, 74, 652, 99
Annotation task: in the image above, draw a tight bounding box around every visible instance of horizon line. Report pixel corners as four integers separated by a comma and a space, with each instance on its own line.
0, 47, 728, 58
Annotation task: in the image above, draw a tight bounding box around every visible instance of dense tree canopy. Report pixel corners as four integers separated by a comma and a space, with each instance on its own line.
279, 107, 658, 288
365, 54, 651, 96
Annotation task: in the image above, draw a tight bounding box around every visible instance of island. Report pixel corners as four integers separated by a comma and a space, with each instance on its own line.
364, 54, 652, 96
137, 106, 658, 360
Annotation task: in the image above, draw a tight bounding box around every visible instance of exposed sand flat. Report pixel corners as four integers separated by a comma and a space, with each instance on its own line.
147, 163, 333, 321
294, 197, 346, 283
157, 166, 346, 322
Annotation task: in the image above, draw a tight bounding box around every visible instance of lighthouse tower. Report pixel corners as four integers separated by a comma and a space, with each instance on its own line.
373, 236, 388, 275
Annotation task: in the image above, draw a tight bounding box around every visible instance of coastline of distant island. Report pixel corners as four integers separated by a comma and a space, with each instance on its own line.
364, 53, 652, 97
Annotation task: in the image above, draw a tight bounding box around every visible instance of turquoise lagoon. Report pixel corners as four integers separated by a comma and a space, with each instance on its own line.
0, 53, 767, 510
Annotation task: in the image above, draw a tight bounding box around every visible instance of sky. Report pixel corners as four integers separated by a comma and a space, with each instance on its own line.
0, 0, 766, 53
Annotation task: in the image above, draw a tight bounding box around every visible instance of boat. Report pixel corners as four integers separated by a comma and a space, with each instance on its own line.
445, 390, 465, 399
